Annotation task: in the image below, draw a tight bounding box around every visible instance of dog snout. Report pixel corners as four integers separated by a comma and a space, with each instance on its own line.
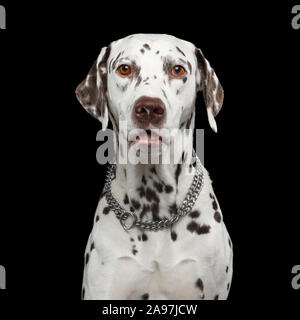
133, 96, 165, 126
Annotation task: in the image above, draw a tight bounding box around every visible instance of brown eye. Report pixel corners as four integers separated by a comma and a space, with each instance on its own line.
117, 64, 132, 76
171, 65, 186, 77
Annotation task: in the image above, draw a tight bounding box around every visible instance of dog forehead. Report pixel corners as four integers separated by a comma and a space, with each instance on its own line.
109, 34, 196, 64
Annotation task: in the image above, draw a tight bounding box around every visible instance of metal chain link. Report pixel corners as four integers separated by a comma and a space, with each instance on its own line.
104, 154, 204, 231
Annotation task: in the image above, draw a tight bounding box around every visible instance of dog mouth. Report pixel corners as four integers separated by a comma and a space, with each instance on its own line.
135, 129, 162, 146
128, 129, 163, 147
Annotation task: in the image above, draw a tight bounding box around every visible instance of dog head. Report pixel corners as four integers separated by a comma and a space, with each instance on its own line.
76, 34, 224, 155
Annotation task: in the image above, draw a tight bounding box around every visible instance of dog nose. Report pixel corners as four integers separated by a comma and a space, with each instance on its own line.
133, 96, 165, 125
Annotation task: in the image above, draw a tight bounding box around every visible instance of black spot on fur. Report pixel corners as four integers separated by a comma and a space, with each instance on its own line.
150, 166, 156, 174
95, 215, 100, 222
103, 207, 110, 215
175, 164, 182, 184
90, 242, 95, 251
187, 221, 211, 235
214, 294, 219, 300
153, 181, 163, 193
143, 43, 151, 50
163, 57, 174, 75
169, 203, 177, 215
137, 186, 145, 198
171, 231, 177, 241
135, 75, 142, 88
181, 151, 186, 163
124, 194, 129, 204
214, 211, 221, 223
141, 293, 149, 300
130, 238, 134, 242
227, 282, 230, 291
198, 224, 211, 234
132, 246, 138, 255
131, 199, 141, 210
195, 278, 204, 291
187, 221, 198, 233
228, 238, 232, 248
182, 77, 187, 83
140, 204, 150, 220
165, 185, 174, 193
111, 52, 122, 70
146, 187, 160, 203
211, 194, 218, 210
161, 89, 167, 100
130, 206, 134, 212
142, 233, 148, 241
140, 48, 145, 54
82, 287, 85, 300
138, 235, 141, 241
151, 202, 160, 221
226, 266, 229, 273
189, 210, 200, 218
142, 175, 147, 185
212, 200, 218, 210
176, 46, 186, 56
85, 253, 89, 265
156, 50, 159, 54
131, 60, 141, 79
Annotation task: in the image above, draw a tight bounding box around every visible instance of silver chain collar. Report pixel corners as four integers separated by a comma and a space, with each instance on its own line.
103, 155, 204, 232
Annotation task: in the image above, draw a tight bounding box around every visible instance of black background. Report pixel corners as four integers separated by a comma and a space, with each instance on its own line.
0, 0, 299, 316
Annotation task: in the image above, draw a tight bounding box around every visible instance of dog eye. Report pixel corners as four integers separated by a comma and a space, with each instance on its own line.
117, 64, 132, 76
171, 65, 186, 77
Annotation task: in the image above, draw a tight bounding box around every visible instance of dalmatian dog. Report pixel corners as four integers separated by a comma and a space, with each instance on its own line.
76, 34, 233, 300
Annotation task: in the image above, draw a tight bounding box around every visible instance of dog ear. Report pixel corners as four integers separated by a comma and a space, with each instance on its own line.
195, 48, 224, 133
75, 46, 111, 130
